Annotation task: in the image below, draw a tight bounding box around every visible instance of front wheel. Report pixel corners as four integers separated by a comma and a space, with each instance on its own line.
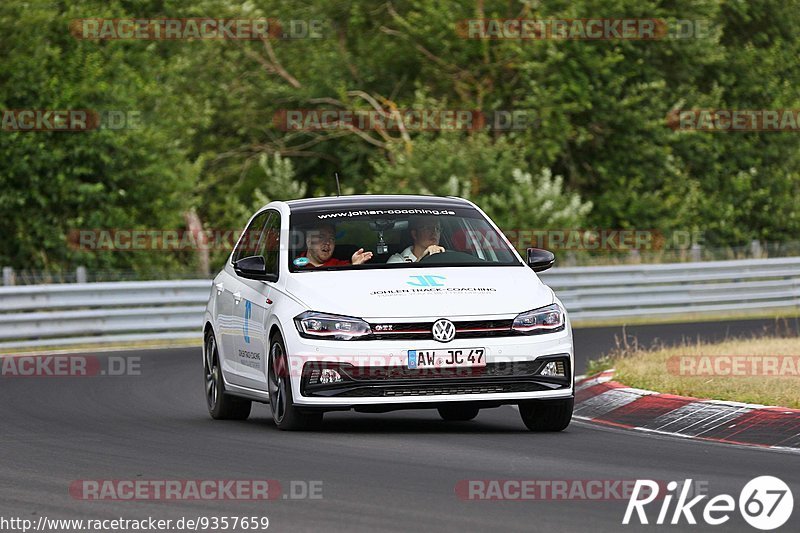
518, 398, 573, 432
204, 332, 251, 420
268, 334, 323, 431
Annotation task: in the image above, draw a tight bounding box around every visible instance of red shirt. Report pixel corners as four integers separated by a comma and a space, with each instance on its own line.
315, 257, 349, 267
298, 252, 349, 267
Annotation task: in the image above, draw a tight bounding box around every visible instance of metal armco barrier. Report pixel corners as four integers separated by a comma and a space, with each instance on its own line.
0, 257, 798, 349
0, 280, 210, 349
539, 256, 800, 319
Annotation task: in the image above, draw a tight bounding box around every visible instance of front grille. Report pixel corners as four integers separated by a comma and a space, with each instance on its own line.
366, 319, 517, 341
345, 361, 542, 381
335, 382, 548, 397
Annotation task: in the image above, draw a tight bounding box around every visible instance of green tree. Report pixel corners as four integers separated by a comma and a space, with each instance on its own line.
369, 132, 592, 242
0, 0, 195, 275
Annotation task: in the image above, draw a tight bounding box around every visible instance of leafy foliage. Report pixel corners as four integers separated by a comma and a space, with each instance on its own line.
1, 0, 798, 274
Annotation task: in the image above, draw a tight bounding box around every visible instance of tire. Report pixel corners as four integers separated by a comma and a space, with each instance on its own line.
268, 334, 323, 431
518, 398, 573, 432
204, 331, 252, 420
437, 404, 480, 421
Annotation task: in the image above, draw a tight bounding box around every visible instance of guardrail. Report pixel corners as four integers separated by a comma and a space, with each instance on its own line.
0, 257, 798, 349
0, 281, 210, 349
539, 256, 800, 320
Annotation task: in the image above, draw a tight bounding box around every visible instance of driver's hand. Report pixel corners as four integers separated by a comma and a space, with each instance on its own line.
351, 248, 373, 265
423, 245, 445, 257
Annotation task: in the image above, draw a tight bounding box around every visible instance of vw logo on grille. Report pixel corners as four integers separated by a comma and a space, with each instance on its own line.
431, 319, 456, 343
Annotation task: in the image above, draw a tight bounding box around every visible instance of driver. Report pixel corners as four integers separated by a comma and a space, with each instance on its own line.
299, 223, 373, 267
387, 216, 445, 263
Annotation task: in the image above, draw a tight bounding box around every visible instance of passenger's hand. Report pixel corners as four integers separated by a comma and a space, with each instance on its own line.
423, 245, 445, 257
351, 248, 373, 265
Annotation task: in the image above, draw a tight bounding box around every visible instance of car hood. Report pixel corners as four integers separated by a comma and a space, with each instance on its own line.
284, 266, 553, 320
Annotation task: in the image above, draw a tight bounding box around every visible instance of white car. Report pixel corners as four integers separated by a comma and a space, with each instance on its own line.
203, 195, 574, 431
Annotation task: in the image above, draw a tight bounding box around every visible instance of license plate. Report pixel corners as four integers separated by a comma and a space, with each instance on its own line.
407, 348, 486, 369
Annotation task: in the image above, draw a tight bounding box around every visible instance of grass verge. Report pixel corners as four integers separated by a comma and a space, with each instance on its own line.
572, 307, 800, 329
586, 336, 800, 409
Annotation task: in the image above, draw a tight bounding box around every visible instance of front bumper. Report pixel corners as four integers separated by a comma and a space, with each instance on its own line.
285, 324, 574, 407
302, 354, 570, 398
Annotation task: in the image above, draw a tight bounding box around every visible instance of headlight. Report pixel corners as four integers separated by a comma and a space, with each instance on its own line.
294, 311, 372, 340
512, 303, 565, 334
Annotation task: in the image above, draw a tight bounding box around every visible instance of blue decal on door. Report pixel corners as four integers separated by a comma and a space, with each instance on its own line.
243, 299, 252, 344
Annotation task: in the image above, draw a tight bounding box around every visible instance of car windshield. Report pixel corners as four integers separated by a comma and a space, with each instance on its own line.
288, 205, 520, 271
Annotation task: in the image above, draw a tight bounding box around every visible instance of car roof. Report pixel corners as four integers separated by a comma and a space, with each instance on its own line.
285, 194, 473, 213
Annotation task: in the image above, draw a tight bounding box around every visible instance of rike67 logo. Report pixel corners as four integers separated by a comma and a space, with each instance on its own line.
624, 476, 793, 530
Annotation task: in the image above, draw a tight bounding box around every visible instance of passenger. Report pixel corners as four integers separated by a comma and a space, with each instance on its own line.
298, 223, 373, 267
387, 216, 445, 263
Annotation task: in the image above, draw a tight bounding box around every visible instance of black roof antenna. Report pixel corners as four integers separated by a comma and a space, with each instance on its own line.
334, 171, 342, 196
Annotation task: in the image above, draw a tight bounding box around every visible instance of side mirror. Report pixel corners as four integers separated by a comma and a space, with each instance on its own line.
526, 248, 555, 272
234, 255, 278, 282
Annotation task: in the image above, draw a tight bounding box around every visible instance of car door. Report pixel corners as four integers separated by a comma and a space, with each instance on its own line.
216, 210, 270, 384
229, 209, 282, 390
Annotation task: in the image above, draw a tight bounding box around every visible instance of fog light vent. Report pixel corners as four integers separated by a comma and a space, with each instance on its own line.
320, 368, 343, 384
539, 361, 565, 377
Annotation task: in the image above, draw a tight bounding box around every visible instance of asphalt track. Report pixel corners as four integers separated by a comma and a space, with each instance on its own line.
1, 318, 798, 532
